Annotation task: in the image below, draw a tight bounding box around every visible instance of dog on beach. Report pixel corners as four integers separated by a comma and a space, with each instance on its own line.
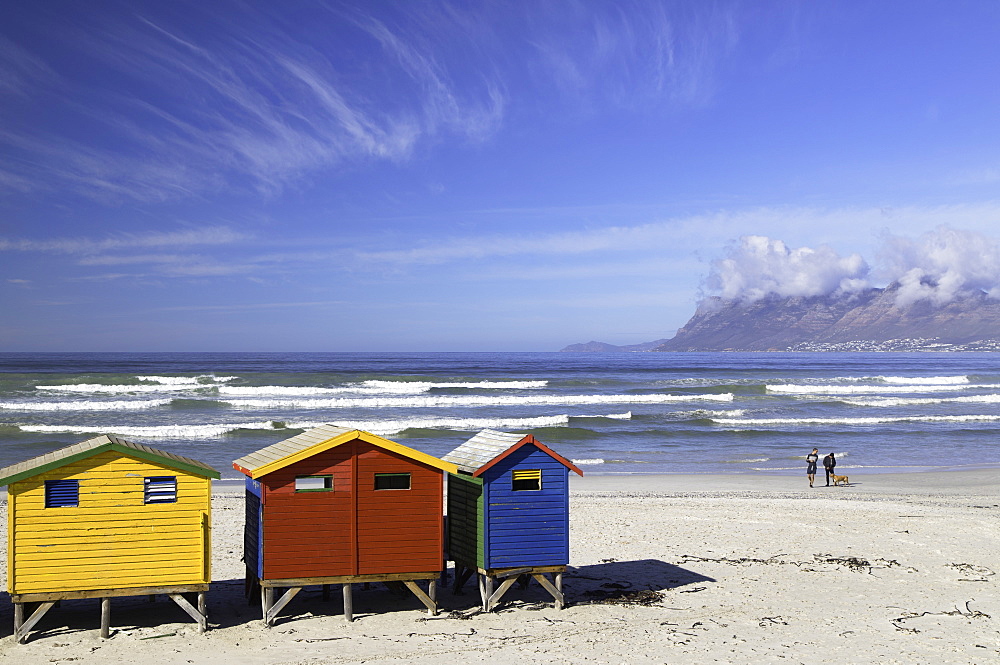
831, 473, 849, 486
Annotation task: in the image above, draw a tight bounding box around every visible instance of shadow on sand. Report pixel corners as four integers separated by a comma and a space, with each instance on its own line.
0, 560, 717, 639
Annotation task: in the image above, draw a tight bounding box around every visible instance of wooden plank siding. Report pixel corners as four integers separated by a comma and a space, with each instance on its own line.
244, 478, 264, 578
446, 473, 485, 569
256, 437, 446, 580
354, 442, 442, 576
8, 451, 211, 595
258, 444, 354, 579
481, 446, 570, 569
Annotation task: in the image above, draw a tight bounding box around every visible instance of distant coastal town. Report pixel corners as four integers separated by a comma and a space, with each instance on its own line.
786, 338, 1000, 352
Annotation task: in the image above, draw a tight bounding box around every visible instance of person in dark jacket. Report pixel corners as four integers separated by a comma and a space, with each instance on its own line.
823, 452, 836, 486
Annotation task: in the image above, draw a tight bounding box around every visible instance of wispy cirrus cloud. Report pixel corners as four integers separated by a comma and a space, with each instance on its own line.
0, 2, 507, 202
0, 34, 55, 96
524, 0, 740, 112
0, 226, 249, 254
0, 1, 746, 204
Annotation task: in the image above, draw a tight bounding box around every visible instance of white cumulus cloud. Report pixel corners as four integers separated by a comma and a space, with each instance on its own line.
707, 235, 870, 303
879, 226, 1000, 306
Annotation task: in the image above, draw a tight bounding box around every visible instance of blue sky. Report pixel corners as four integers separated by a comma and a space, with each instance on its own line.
2, 1, 1000, 351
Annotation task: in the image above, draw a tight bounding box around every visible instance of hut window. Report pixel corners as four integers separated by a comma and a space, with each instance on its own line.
512, 469, 542, 491
295, 475, 333, 492
374, 473, 411, 490
144, 476, 177, 503
45, 479, 79, 507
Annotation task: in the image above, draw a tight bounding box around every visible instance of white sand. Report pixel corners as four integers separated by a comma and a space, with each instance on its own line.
0, 471, 997, 664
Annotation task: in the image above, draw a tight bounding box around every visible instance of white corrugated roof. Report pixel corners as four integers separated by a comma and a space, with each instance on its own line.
0, 434, 219, 485
441, 429, 525, 474
232, 424, 355, 472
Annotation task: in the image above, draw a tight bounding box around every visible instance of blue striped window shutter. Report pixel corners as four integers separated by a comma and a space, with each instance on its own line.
45, 479, 79, 507
144, 476, 177, 503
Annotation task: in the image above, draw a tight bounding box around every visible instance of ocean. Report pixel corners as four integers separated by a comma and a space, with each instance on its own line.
1, 351, 998, 479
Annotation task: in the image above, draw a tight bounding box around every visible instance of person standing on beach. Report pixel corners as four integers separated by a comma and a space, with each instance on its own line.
824, 452, 836, 486
806, 448, 818, 487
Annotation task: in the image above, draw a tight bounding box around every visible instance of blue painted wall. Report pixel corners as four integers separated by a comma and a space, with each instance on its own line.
245, 476, 264, 578
481, 445, 570, 569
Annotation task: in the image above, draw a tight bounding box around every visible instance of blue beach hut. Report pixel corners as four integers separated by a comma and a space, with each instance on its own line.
443, 429, 583, 611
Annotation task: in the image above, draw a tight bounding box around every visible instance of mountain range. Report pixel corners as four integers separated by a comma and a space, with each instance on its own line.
561, 284, 1000, 352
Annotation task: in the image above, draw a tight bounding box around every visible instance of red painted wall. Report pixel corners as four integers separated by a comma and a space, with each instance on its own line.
260, 444, 354, 579
355, 443, 443, 575
259, 438, 443, 580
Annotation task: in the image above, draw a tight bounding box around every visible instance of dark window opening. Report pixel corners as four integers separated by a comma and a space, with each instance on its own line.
45, 479, 79, 507
512, 469, 542, 491
374, 473, 411, 490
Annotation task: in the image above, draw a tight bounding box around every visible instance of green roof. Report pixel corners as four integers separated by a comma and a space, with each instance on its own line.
0, 435, 221, 486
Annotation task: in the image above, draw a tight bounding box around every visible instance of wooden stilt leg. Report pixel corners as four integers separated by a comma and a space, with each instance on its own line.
100, 597, 111, 639
262, 587, 274, 627
263, 588, 300, 627
170, 594, 208, 633
13, 602, 24, 638
531, 573, 565, 610
402, 580, 438, 616
342, 583, 353, 622
198, 592, 207, 630
428, 579, 437, 615
483, 575, 494, 612
15, 601, 55, 644
477, 574, 488, 610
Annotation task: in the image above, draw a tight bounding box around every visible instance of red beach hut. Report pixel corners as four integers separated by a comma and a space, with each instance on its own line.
232, 425, 458, 624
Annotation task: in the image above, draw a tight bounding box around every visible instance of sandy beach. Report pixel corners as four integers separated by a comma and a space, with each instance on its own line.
0, 471, 997, 664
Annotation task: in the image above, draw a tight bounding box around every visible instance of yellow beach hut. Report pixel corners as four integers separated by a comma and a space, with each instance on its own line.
0, 435, 220, 643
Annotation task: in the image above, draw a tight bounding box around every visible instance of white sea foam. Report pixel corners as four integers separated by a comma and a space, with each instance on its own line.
18, 414, 572, 438
218, 386, 369, 396
0, 399, 171, 411
844, 394, 1000, 408
571, 458, 606, 465
36, 383, 205, 394
766, 383, 985, 395
20, 421, 281, 438
136, 375, 237, 385
714, 414, 1000, 426
576, 412, 632, 420
880, 375, 969, 385
690, 409, 746, 418
287, 415, 570, 436
220, 393, 734, 409
360, 380, 548, 391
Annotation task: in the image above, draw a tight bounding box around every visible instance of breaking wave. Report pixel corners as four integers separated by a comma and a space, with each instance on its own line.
766, 383, 986, 395
220, 393, 734, 410
136, 375, 238, 385
35, 383, 208, 394
713, 414, 1000, 426
360, 379, 548, 391
216, 380, 547, 397
843, 394, 1000, 408
16, 413, 615, 439
879, 375, 969, 385
0, 399, 172, 411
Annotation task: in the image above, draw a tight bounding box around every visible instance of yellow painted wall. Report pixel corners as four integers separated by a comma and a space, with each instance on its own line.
8, 451, 211, 595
